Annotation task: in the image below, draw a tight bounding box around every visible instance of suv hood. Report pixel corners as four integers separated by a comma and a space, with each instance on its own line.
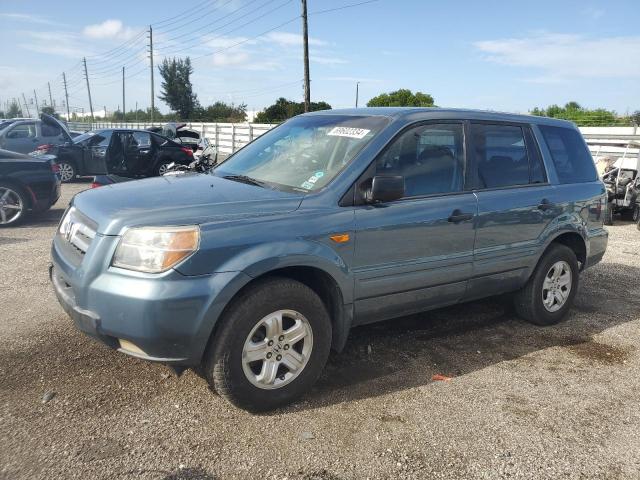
41, 113, 73, 143
73, 173, 304, 235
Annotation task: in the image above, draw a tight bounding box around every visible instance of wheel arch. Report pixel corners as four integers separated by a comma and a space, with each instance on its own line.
198, 261, 352, 365
544, 230, 587, 270
0, 176, 34, 209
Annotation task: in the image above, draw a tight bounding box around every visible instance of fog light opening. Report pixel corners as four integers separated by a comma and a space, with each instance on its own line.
118, 339, 147, 356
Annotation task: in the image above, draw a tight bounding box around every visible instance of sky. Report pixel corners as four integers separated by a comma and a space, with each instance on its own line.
0, 0, 639, 117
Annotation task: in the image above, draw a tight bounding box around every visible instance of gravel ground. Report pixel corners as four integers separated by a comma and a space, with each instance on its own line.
1, 182, 640, 480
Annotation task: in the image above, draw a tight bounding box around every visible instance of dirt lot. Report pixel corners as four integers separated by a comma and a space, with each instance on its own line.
1, 182, 639, 480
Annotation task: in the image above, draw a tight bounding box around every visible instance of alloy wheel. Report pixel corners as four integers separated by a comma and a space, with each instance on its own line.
58, 162, 75, 182
542, 260, 572, 312
0, 187, 24, 225
241, 309, 313, 390
158, 163, 170, 175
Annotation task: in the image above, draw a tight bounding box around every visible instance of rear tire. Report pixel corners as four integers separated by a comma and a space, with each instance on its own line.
604, 201, 614, 225
203, 277, 332, 412
514, 244, 579, 326
0, 182, 28, 227
155, 161, 171, 176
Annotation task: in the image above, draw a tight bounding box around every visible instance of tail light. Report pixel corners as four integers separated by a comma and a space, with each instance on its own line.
51, 162, 60, 174
180, 147, 194, 157
90, 181, 102, 188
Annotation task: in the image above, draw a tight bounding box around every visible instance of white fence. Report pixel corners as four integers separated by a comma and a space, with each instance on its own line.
68, 121, 277, 155
581, 126, 640, 160
67, 122, 640, 158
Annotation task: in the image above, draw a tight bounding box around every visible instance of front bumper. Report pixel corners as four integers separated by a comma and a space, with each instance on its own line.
50, 237, 248, 365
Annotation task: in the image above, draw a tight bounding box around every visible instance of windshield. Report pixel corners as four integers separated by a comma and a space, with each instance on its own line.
0, 120, 16, 132
215, 115, 388, 192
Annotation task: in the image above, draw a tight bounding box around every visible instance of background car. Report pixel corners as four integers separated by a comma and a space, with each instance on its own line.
0, 114, 73, 154
40, 127, 195, 182
147, 123, 201, 152
0, 148, 61, 226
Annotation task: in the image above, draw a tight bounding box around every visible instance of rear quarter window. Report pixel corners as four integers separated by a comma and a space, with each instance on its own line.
539, 125, 597, 184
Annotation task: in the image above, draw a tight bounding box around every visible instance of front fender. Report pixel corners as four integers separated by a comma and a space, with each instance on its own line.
212, 239, 353, 304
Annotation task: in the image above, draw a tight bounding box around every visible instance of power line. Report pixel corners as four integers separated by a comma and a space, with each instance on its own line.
155, 0, 238, 36
309, 0, 380, 15
158, 0, 294, 57
157, 0, 262, 44
152, 0, 215, 26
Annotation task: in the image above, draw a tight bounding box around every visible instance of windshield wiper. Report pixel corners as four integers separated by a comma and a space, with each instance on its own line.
222, 174, 266, 188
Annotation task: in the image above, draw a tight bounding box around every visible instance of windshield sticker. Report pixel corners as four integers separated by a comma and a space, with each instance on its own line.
327, 127, 371, 139
300, 171, 325, 190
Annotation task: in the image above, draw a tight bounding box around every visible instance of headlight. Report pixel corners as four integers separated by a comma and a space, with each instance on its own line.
112, 226, 200, 273
59, 206, 75, 237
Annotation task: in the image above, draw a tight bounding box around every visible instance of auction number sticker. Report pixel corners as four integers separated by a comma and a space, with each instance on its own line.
327, 127, 371, 139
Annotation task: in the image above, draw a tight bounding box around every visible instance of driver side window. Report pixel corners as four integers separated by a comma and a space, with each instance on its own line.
376, 123, 465, 197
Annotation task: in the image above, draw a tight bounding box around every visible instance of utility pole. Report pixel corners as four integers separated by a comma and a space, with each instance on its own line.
135, 101, 138, 123
47, 82, 54, 111
355, 82, 360, 108
148, 25, 155, 123
301, 0, 310, 112
62, 72, 71, 121
21, 93, 31, 117
33, 89, 40, 115
82, 57, 95, 121
122, 66, 126, 123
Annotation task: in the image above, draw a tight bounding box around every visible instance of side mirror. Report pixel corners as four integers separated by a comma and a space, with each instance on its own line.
367, 175, 405, 203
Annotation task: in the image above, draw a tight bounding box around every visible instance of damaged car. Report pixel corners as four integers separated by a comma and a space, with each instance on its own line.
47, 126, 194, 182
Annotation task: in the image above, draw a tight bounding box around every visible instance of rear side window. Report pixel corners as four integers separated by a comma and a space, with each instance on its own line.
471, 124, 531, 188
7, 123, 36, 139
539, 125, 597, 184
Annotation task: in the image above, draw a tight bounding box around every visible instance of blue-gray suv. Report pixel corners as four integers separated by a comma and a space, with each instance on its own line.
50, 108, 608, 411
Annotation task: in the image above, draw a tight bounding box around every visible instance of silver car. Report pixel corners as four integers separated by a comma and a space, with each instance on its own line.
0, 115, 73, 154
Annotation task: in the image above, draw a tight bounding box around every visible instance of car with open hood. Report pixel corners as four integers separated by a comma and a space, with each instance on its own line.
50, 108, 608, 411
0, 114, 73, 155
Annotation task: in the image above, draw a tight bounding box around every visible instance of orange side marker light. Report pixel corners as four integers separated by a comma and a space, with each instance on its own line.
329, 233, 350, 244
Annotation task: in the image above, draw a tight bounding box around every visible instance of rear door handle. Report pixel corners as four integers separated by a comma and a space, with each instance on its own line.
448, 209, 474, 223
537, 199, 554, 211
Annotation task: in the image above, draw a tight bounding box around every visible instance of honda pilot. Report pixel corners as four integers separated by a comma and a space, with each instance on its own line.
50, 108, 608, 411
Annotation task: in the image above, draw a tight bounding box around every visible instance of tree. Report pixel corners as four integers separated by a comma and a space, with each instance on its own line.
529, 102, 624, 126
158, 57, 199, 120
254, 97, 331, 123
40, 106, 56, 116
631, 111, 640, 126
7, 101, 22, 118
196, 101, 247, 122
367, 89, 435, 107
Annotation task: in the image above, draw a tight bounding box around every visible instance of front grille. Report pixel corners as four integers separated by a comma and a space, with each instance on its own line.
59, 207, 97, 256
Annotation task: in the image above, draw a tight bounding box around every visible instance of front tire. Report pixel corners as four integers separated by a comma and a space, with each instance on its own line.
203, 277, 332, 412
58, 161, 76, 183
631, 204, 639, 222
514, 244, 579, 326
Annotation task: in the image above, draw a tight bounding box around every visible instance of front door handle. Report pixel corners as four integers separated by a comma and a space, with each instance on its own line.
448, 209, 474, 223
537, 199, 555, 211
